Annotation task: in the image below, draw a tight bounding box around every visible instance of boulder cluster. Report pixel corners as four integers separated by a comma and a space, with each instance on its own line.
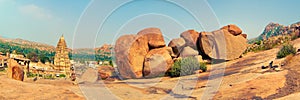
114, 25, 248, 79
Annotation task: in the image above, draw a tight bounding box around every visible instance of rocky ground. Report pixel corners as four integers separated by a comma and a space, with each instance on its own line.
86, 38, 300, 100
1, 39, 300, 100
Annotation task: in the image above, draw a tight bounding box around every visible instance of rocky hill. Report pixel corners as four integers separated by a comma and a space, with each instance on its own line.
256, 21, 300, 41
70, 44, 113, 62
0, 36, 56, 52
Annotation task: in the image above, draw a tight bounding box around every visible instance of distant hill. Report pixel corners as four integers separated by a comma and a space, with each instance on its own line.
71, 44, 113, 62
0, 36, 56, 52
255, 21, 300, 41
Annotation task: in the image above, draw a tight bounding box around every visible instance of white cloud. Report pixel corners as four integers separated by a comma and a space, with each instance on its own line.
19, 4, 53, 20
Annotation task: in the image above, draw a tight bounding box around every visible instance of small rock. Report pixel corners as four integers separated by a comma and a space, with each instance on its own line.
33, 77, 38, 81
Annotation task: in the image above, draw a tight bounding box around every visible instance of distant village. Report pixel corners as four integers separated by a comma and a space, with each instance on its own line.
0, 36, 113, 81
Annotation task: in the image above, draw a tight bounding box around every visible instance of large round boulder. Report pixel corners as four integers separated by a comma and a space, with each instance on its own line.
115, 34, 149, 79
221, 24, 242, 36
143, 47, 173, 78
199, 29, 247, 60
179, 46, 199, 58
180, 30, 200, 50
168, 38, 186, 57
137, 28, 165, 49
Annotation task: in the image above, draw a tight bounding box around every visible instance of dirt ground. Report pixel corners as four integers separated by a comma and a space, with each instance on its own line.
0, 72, 84, 100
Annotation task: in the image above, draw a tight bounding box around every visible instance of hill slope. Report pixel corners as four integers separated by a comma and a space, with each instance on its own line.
256, 22, 300, 41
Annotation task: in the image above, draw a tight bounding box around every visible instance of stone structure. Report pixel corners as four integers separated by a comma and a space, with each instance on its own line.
54, 35, 71, 77
7, 59, 24, 81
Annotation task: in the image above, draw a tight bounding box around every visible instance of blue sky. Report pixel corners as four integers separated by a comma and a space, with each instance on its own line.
0, 0, 299, 48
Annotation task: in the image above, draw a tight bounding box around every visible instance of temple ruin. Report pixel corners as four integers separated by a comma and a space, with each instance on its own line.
54, 35, 71, 77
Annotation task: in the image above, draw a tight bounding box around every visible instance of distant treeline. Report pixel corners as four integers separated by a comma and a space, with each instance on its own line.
0, 41, 56, 63
0, 41, 112, 63
71, 52, 112, 63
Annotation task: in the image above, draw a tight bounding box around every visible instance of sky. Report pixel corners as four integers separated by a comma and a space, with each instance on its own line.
0, 0, 299, 48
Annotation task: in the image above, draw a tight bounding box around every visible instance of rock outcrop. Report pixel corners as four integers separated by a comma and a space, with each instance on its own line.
115, 28, 171, 79
143, 47, 173, 78
114, 25, 248, 79
199, 29, 247, 60
115, 35, 149, 79
256, 22, 300, 41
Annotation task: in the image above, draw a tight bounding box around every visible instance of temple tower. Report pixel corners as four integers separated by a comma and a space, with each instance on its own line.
54, 35, 71, 77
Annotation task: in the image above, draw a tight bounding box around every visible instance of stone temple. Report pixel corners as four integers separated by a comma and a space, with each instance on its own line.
54, 35, 71, 77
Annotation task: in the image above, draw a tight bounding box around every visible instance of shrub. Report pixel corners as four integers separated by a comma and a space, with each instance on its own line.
167, 59, 181, 77
167, 57, 207, 77
277, 44, 296, 58
44, 74, 54, 79
59, 74, 66, 78
27, 72, 37, 78
199, 62, 207, 72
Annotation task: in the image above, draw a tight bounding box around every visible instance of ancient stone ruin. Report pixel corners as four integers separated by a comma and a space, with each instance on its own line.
114, 25, 248, 79
54, 35, 71, 77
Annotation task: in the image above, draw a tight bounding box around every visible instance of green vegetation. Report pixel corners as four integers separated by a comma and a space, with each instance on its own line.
167, 57, 207, 77
44, 74, 54, 79
199, 62, 207, 72
257, 26, 284, 41
0, 41, 113, 64
0, 41, 55, 63
71, 53, 112, 63
27, 72, 37, 78
277, 44, 296, 58
245, 36, 291, 53
59, 74, 66, 78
